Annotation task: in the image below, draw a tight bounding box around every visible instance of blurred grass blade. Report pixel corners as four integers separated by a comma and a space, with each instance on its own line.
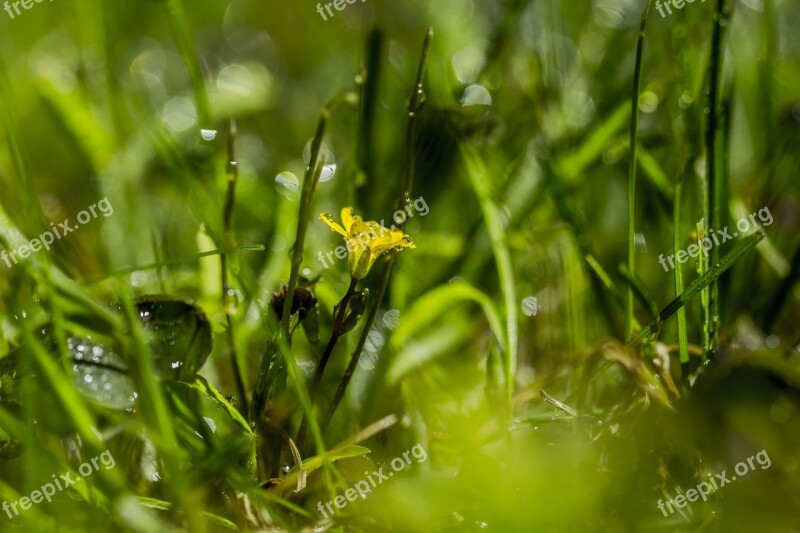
557, 102, 629, 182
90, 245, 265, 284
461, 144, 517, 403
389, 282, 505, 352
164, 0, 213, 126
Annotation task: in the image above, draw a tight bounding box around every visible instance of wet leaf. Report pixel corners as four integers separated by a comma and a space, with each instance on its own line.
67, 335, 136, 410
134, 295, 213, 380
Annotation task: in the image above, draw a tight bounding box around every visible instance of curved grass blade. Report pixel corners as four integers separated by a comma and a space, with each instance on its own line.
89, 245, 265, 284
460, 144, 517, 403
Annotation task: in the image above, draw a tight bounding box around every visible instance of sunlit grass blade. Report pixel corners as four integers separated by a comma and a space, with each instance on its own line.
461, 144, 517, 404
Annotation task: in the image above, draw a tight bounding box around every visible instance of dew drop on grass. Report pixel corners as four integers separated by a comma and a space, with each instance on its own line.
459, 84, 492, 117
766, 335, 780, 349
521, 296, 538, 317
639, 91, 659, 113
275, 171, 299, 200
679, 90, 695, 109
302, 139, 336, 172
383, 309, 400, 330
216, 64, 254, 97
319, 163, 337, 182
130, 270, 148, 287
201, 129, 218, 141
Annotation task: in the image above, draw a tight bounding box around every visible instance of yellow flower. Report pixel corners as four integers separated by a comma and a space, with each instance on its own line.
319, 207, 415, 280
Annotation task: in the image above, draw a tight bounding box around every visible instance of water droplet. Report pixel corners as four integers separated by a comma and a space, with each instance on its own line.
766, 335, 780, 349
521, 297, 538, 317
383, 309, 400, 330
639, 91, 659, 113
275, 171, 299, 200
634, 232, 647, 253
319, 163, 337, 182
216, 64, 254, 97
679, 90, 695, 109
365, 330, 385, 352
302, 268, 311, 277
302, 139, 336, 168
459, 84, 492, 116
200, 129, 217, 141
162, 97, 197, 132
130, 270, 148, 287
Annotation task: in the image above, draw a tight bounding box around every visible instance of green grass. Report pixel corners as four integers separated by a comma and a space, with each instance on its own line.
1, 0, 800, 531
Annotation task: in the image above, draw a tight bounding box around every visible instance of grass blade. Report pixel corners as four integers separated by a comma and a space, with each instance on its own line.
626, 0, 654, 339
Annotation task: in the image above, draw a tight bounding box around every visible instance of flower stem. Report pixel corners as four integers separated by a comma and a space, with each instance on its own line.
311, 277, 359, 393
296, 276, 358, 449
325, 257, 392, 425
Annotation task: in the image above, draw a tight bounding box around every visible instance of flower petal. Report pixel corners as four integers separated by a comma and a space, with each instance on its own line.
341, 207, 362, 233
371, 231, 415, 255
319, 213, 348, 237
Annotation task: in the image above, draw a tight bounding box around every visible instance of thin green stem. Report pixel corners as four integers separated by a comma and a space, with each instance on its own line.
626, 0, 653, 340
673, 181, 690, 377
704, 0, 731, 360
310, 277, 359, 393
280, 94, 351, 339
326, 258, 392, 424
398, 27, 433, 210
296, 277, 359, 448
